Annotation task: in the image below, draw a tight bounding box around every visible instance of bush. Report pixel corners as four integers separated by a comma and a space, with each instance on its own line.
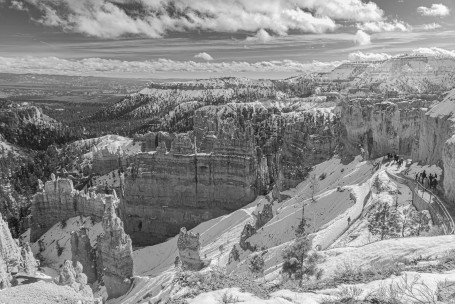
219, 291, 239, 304
60, 219, 67, 229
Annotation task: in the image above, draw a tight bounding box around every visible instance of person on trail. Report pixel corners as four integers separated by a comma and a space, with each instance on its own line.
416, 173, 420, 181
421, 170, 427, 184
429, 174, 434, 185
434, 179, 438, 191
348, 217, 351, 226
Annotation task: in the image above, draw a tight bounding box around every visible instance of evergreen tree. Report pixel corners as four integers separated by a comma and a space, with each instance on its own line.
368, 202, 400, 240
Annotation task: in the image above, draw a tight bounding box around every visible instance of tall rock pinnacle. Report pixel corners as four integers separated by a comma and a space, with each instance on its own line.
97, 194, 134, 299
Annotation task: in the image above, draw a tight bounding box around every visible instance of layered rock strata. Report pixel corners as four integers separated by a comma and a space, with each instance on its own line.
121, 104, 340, 246
30, 175, 111, 242
71, 227, 97, 284
98, 196, 134, 299
177, 227, 203, 271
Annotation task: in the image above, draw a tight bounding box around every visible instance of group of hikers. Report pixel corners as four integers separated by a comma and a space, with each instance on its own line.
416, 170, 439, 191
386, 153, 404, 166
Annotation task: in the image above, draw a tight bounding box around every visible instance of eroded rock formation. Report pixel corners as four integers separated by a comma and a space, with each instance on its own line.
255, 203, 273, 229
177, 227, 203, 271
54, 260, 95, 299
71, 227, 97, 284
30, 176, 110, 242
239, 223, 256, 251
98, 196, 134, 299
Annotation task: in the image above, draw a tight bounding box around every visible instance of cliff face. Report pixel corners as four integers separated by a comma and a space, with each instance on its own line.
121, 103, 341, 246
418, 91, 455, 203
98, 197, 134, 299
121, 149, 258, 246
30, 175, 107, 242
340, 98, 430, 158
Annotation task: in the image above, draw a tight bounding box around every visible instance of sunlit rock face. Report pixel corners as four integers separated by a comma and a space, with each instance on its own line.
98, 197, 134, 299
340, 98, 430, 159
30, 176, 110, 242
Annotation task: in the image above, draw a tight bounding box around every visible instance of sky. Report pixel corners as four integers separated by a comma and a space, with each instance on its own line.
0, 0, 454, 79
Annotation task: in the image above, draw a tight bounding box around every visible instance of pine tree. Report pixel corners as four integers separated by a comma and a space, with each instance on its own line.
368, 202, 400, 240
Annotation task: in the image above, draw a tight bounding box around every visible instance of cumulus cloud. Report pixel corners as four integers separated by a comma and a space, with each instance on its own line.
246, 29, 274, 43
353, 30, 371, 46
417, 4, 450, 17
0, 56, 344, 77
7, 0, 387, 38
348, 51, 392, 62
357, 20, 410, 32
194, 52, 214, 61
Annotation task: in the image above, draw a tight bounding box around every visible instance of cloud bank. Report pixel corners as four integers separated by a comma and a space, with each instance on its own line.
2, 0, 395, 38
0, 56, 344, 77
417, 4, 450, 17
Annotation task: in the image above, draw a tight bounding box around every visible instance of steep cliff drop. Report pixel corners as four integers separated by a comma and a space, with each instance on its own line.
98, 194, 134, 299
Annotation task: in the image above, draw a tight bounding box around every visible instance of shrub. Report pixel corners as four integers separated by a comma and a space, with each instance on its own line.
249, 254, 265, 276
60, 219, 67, 229
219, 291, 239, 304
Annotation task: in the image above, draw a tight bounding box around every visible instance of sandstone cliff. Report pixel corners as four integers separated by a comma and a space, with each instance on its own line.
340, 98, 431, 158
30, 175, 109, 242
98, 196, 134, 299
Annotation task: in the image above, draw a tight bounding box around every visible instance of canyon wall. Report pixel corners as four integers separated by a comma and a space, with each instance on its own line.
30, 175, 109, 243
340, 98, 430, 159
120, 146, 258, 246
